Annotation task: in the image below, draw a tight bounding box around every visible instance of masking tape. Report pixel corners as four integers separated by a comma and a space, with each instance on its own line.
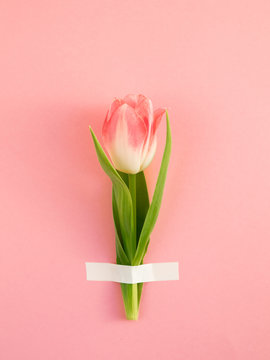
85, 262, 179, 284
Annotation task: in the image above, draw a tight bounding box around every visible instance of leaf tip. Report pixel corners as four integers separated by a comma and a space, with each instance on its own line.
89, 126, 97, 143
89, 125, 93, 134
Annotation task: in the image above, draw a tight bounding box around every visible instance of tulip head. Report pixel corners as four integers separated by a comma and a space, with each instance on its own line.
102, 94, 165, 174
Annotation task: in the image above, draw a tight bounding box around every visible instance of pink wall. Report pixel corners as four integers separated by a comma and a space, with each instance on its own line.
1, 1, 270, 359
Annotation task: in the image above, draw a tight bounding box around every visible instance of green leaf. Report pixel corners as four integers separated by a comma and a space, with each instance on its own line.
136, 171, 150, 242
132, 111, 172, 266
115, 232, 129, 265
135, 171, 150, 304
89, 128, 135, 262
117, 170, 129, 187
112, 188, 130, 265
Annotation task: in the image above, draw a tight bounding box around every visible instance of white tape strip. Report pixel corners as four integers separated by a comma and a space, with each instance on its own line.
85, 262, 179, 284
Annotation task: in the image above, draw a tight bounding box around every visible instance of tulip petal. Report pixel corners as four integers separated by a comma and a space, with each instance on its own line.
140, 137, 157, 171
135, 95, 153, 128
148, 108, 166, 148
103, 104, 147, 174
103, 98, 123, 139
153, 108, 166, 134
140, 108, 165, 171
134, 96, 154, 166
106, 98, 123, 121
123, 94, 139, 108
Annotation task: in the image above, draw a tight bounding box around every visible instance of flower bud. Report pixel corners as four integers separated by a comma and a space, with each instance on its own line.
102, 94, 165, 174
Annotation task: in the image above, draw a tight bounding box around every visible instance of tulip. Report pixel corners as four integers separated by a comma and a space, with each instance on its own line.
102, 94, 166, 174
90, 96, 172, 320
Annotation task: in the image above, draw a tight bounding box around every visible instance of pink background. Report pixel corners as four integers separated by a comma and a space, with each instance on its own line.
1, 1, 270, 359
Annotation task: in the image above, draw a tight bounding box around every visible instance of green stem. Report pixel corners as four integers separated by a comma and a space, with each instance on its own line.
121, 283, 138, 320
128, 174, 136, 245
121, 174, 138, 320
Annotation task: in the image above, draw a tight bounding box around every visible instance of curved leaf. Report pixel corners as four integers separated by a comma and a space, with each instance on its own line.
132, 111, 172, 265
112, 188, 130, 265
136, 171, 150, 242
90, 128, 135, 261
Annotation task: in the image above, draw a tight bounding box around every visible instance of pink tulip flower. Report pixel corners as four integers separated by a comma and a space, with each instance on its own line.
102, 94, 166, 174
